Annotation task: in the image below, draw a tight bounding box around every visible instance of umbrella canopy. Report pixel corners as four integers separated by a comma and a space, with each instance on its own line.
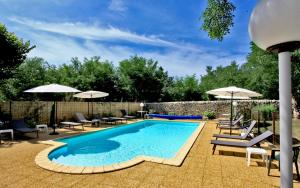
207, 86, 262, 98
24, 83, 81, 135
206, 86, 261, 134
73, 90, 109, 99
73, 90, 109, 116
24, 83, 81, 93
215, 95, 251, 100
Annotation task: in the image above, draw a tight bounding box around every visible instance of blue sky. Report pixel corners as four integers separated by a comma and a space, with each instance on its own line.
0, 0, 258, 76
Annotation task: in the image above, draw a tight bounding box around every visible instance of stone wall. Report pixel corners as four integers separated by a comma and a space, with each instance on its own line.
146, 100, 279, 118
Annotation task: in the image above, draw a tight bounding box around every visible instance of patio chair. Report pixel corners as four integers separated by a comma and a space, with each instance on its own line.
75, 112, 100, 127
217, 115, 245, 133
120, 109, 136, 120
218, 113, 241, 124
213, 120, 256, 140
211, 130, 273, 154
93, 114, 119, 124
217, 115, 244, 128
11, 119, 39, 138
109, 117, 127, 124
268, 144, 300, 179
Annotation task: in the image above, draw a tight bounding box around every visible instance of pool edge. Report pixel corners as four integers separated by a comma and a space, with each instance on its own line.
35, 120, 206, 174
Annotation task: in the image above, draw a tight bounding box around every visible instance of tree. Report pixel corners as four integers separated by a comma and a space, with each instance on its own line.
55, 57, 120, 101
201, 0, 235, 41
242, 43, 279, 99
199, 61, 245, 99
166, 75, 203, 101
4, 57, 53, 100
0, 23, 35, 80
118, 56, 169, 102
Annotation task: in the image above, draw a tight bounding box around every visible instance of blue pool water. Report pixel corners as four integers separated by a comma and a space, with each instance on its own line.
49, 120, 199, 166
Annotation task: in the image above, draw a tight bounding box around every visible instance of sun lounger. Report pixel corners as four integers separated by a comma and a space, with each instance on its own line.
217, 115, 244, 128
218, 113, 240, 124
11, 119, 39, 138
75, 112, 100, 127
217, 115, 247, 134
211, 130, 273, 154
60, 121, 84, 130
120, 109, 136, 120
109, 117, 127, 124
213, 120, 256, 140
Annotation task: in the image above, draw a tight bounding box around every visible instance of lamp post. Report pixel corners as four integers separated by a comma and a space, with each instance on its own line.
249, 1, 300, 187
140, 102, 144, 111
139, 102, 145, 118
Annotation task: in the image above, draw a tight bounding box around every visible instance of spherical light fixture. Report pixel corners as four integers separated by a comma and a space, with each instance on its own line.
249, 1, 300, 187
232, 101, 238, 107
249, 0, 300, 52
140, 102, 145, 112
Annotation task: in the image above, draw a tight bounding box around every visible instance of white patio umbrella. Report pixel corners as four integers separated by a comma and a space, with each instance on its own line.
24, 84, 81, 135
207, 86, 262, 134
73, 90, 109, 116
215, 95, 250, 100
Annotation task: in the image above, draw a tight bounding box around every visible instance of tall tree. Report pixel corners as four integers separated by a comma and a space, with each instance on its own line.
0, 23, 35, 80
199, 61, 245, 99
166, 75, 203, 101
118, 56, 169, 102
242, 43, 279, 99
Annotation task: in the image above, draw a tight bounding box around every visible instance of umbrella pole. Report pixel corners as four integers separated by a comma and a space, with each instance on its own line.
49, 101, 58, 135
92, 101, 93, 117
88, 101, 89, 117
230, 92, 233, 135
91, 93, 93, 117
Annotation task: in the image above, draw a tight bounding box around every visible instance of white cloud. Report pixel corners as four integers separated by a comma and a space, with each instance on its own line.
26, 31, 245, 76
108, 0, 127, 12
7, 17, 245, 76
9, 17, 178, 48
140, 50, 245, 77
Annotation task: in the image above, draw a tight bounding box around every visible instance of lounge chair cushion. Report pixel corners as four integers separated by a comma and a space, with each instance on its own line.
211, 130, 273, 148
213, 120, 256, 140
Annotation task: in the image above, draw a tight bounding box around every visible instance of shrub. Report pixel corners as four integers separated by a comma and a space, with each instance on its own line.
253, 104, 277, 121
203, 110, 216, 120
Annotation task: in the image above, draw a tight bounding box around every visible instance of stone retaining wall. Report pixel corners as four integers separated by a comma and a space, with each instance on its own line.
146, 100, 279, 118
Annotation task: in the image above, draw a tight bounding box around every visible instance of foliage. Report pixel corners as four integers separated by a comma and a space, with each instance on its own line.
24, 108, 40, 128
0, 23, 35, 80
242, 43, 278, 99
253, 104, 277, 121
201, 0, 235, 41
203, 110, 216, 119
56, 57, 120, 101
165, 75, 203, 101
1, 43, 300, 105
118, 56, 170, 102
291, 50, 300, 107
200, 61, 245, 99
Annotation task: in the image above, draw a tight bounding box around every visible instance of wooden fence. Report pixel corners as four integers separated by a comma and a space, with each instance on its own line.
0, 101, 141, 124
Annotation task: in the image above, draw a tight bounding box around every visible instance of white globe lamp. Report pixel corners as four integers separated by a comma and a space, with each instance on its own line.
249, 0, 300, 187
139, 102, 144, 111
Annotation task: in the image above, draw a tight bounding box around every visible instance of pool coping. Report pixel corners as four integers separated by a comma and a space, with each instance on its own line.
35, 120, 206, 174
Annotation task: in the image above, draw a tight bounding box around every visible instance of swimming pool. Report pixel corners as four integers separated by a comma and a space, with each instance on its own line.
48, 120, 200, 167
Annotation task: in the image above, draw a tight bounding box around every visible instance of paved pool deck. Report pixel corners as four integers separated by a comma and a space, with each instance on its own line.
0, 120, 299, 187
